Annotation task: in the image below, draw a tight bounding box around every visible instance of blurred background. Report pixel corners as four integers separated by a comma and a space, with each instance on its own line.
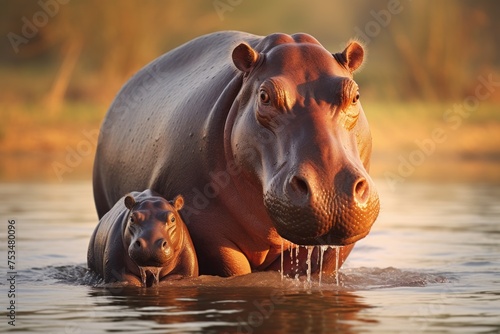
1, 0, 499, 184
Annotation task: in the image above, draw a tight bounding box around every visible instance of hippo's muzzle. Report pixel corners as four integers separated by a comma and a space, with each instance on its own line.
264, 165, 380, 246
128, 237, 173, 267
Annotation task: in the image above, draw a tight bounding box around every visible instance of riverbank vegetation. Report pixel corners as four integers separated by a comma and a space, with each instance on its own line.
1, 1, 499, 182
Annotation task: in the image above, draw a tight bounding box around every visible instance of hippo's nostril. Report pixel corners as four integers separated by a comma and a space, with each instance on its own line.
353, 178, 369, 205
156, 238, 168, 250
134, 240, 142, 249
290, 175, 310, 197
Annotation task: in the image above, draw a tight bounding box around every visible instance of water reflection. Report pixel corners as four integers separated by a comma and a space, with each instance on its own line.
88, 282, 375, 333
1, 181, 500, 333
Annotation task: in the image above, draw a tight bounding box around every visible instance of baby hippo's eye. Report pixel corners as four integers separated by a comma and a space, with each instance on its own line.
129, 216, 134, 223
168, 213, 176, 224
352, 91, 360, 104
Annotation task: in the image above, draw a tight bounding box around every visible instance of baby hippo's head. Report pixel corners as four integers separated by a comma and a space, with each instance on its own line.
123, 194, 185, 269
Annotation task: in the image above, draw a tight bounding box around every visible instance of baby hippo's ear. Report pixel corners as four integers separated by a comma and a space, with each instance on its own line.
173, 195, 184, 211
124, 195, 136, 210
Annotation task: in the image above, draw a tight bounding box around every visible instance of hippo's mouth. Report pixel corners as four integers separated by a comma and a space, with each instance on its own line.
264, 189, 380, 246
277, 228, 371, 246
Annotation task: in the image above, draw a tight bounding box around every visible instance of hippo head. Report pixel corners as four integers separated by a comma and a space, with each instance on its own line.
229, 33, 380, 245
123, 194, 185, 268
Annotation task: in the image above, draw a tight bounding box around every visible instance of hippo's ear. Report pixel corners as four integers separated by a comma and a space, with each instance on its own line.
172, 195, 184, 211
124, 195, 136, 210
335, 41, 365, 73
232, 43, 260, 73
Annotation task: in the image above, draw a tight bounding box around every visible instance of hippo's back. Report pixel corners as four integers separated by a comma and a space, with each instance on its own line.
93, 31, 261, 217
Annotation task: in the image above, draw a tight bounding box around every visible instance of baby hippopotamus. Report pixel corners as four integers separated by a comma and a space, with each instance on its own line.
87, 189, 198, 286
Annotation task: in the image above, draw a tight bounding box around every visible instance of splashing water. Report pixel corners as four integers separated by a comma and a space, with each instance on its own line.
138, 266, 162, 287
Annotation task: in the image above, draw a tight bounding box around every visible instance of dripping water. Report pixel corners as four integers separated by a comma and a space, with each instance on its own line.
318, 245, 328, 286
305, 246, 314, 287
294, 246, 300, 280
138, 266, 161, 287
280, 238, 284, 281
278, 241, 343, 286
334, 246, 340, 286
295, 246, 300, 269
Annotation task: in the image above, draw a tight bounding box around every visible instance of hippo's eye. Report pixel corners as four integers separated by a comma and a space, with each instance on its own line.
352, 91, 360, 104
259, 90, 271, 105
168, 214, 176, 224
129, 216, 135, 223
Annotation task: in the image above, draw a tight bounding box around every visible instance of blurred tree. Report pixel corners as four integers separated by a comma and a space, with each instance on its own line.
386, 0, 498, 100
1, 0, 498, 106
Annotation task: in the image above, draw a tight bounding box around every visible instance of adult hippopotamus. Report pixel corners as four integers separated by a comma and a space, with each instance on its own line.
93, 31, 380, 277
88, 189, 198, 286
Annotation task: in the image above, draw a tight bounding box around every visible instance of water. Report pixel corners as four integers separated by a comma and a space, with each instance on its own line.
1, 180, 500, 333
282, 245, 340, 287
138, 267, 162, 287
